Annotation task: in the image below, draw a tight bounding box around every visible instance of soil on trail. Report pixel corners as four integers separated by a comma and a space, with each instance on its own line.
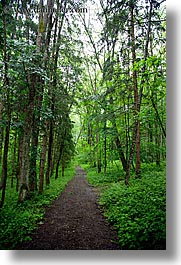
17, 166, 120, 250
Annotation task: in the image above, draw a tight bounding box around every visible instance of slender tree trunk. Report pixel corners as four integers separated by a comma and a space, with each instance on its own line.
29, 77, 43, 192
0, 101, 4, 167
16, 132, 23, 192
62, 164, 65, 177
125, 1, 153, 184
109, 96, 127, 171
87, 122, 91, 145
29, 114, 39, 192
45, 4, 66, 182
0, 8, 11, 208
0, 122, 10, 208
29, 0, 54, 192
55, 145, 63, 179
46, 119, 53, 185
148, 122, 153, 162
125, 122, 138, 185
51, 133, 58, 177
135, 120, 141, 177
151, 96, 166, 138
155, 122, 160, 166
39, 129, 48, 194
104, 122, 107, 175
130, 3, 140, 179
96, 118, 101, 173
11, 131, 17, 188
0, 129, 4, 170
125, 2, 140, 184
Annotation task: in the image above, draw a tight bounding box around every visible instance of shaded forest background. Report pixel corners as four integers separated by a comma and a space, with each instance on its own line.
0, 0, 166, 249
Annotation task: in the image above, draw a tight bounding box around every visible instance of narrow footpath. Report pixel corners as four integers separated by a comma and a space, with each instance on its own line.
17, 166, 120, 250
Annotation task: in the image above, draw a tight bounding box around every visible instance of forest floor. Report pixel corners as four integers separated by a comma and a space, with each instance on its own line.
16, 166, 120, 250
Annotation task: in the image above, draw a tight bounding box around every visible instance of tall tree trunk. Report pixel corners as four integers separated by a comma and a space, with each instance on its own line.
62, 164, 65, 177
16, 131, 23, 192
125, 2, 140, 184
96, 117, 101, 173
18, 73, 36, 202
39, 128, 48, 194
18, 125, 31, 202
11, 131, 17, 188
104, 120, 107, 175
0, 102, 4, 167
148, 122, 153, 162
29, 77, 43, 192
51, 132, 58, 178
0, 129, 4, 175
46, 118, 54, 185
125, 1, 153, 184
29, 0, 54, 192
155, 122, 160, 166
45, 4, 66, 183
0, 121, 10, 208
55, 144, 63, 179
0, 7, 11, 208
110, 97, 127, 172
151, 95, 166, 138
29, 113, 39, 192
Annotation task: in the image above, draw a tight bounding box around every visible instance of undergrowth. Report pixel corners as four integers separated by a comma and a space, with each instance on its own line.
84, 162, 166, 250
82, 162, 125, 187
0, 165, 75, 249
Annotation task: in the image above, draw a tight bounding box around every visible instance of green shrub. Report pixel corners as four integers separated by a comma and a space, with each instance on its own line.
84, 166, 124, 186
0, 165, 75, 249
99, 171, 166, 249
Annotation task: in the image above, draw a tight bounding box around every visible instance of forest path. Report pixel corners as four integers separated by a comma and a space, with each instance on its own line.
17, 166, 120, 250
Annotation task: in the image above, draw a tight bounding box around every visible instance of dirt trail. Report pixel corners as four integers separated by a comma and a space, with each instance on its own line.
16, 166, 120, 250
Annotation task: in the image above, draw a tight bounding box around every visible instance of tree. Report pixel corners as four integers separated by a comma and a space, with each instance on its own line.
0, 1, 11, 208
75, 0, 166, 185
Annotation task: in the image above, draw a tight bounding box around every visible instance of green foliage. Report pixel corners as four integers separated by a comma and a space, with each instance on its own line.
0, 0, 166, 251
85, 163, 124, 187
0, 165, 75, 250
99, 167, 166, 250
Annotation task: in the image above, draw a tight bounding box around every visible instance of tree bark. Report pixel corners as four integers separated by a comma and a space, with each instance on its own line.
151, 96, 166, 138
29, 0, 54, 192
0, 7, 11, 208
11, 131, 17, 188
125, 1, 140, 184
110, 97, 127, 172
18, 67, 37, 202
55, 145, 63, 179
16, 131, 23, 192
0, 102, 4, 166
45, 3, 66, 182
18, 111, 32, 203
46, 120, 54, 184
39, 129, 48, 194
104, 119, 107, 175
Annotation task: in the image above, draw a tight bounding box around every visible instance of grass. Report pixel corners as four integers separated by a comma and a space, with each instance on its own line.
0, 164, 75, 250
